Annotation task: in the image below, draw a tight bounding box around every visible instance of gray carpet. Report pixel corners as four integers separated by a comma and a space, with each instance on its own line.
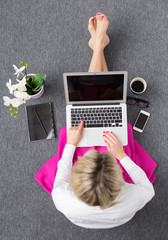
0, 0, 168, 239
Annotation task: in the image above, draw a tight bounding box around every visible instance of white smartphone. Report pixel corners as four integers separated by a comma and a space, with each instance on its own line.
133, 110, 150, 133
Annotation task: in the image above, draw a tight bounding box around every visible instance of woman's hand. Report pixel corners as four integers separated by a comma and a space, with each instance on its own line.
67, 120, 84, 146
103, 131, 127, 161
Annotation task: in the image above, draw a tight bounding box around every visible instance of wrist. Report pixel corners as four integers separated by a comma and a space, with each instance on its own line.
67, 142, 77, 147
116, 152, 127, 161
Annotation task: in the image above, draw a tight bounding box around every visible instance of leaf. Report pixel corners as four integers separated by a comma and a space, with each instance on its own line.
26, 86, 33, 95
32, 73, 46, 88
32, 86, 42, 92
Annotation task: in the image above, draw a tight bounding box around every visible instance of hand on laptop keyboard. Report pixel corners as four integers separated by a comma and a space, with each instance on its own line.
103, 131, 127, 161
67, 120, 84, 146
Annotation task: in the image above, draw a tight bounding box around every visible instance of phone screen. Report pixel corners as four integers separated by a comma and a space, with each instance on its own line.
135, 113, 149, 130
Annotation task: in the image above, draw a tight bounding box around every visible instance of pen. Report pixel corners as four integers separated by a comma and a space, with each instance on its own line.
34, 108, 48, 136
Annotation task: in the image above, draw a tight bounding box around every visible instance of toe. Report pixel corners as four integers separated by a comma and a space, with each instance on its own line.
96, 14, 103, 21
88, 16, 96, 34
92, 16, 97, 30
96, 12, 103, 21
100, 13, 107, 19
100, 13, 109, 27
89, 16, 95, 22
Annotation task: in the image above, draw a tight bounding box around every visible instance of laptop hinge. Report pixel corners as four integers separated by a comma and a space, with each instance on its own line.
72, 103, 119, 107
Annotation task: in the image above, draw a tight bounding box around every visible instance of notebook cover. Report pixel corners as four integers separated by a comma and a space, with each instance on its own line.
25, 103, 55, 141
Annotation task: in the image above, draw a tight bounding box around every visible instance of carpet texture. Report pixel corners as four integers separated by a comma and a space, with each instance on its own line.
0, 0, 167, 239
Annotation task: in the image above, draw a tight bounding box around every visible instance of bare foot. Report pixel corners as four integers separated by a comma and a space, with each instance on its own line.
88, 12, 110, 51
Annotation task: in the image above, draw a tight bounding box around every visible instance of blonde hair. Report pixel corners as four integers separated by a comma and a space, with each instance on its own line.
69, 150, 125, 209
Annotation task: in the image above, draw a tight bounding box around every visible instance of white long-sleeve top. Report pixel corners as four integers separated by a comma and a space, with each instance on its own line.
52, 144, 155, 229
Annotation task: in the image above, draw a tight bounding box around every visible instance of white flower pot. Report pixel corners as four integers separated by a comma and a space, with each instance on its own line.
27, 73, 44, 99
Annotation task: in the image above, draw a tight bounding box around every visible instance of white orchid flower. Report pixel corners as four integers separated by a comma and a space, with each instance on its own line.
6, 79, 12, 88
6, 79, 14, 94
6, 77, 27, 94
6, 79, 16, 94
13, 65, 25, 77
14, 90, 31, 103
6, 83, 18, 94
16, 76, 27, 92
3, 96, 11, 106
11, 98, 22, 107
16, 76, 26, 85
3, 96, 22, 107
17, 84, 27, 92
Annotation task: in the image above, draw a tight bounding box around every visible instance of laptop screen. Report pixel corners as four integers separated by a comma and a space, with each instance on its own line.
67, 74, 124, 102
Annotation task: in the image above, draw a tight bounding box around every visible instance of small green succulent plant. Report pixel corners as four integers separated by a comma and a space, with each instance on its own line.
19, 62, 46, 95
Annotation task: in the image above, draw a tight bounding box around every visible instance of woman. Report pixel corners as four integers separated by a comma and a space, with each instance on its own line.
52, 12, 155, 229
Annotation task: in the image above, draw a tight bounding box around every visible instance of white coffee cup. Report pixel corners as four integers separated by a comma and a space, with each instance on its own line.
130, 77, 147, 94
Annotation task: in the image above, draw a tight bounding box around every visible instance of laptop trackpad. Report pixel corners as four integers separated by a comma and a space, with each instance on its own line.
87, 130, 104, 146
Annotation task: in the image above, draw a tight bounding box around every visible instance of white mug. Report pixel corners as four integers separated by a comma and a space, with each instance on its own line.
130, 77, 147, 94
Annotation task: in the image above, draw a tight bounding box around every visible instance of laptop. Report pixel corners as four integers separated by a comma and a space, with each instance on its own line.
63, 71, 128, 147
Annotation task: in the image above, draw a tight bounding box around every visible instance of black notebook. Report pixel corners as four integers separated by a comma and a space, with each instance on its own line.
25, 103, 55, 141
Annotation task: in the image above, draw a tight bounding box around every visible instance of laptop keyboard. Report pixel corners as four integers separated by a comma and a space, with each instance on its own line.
71, 107, 123, 128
